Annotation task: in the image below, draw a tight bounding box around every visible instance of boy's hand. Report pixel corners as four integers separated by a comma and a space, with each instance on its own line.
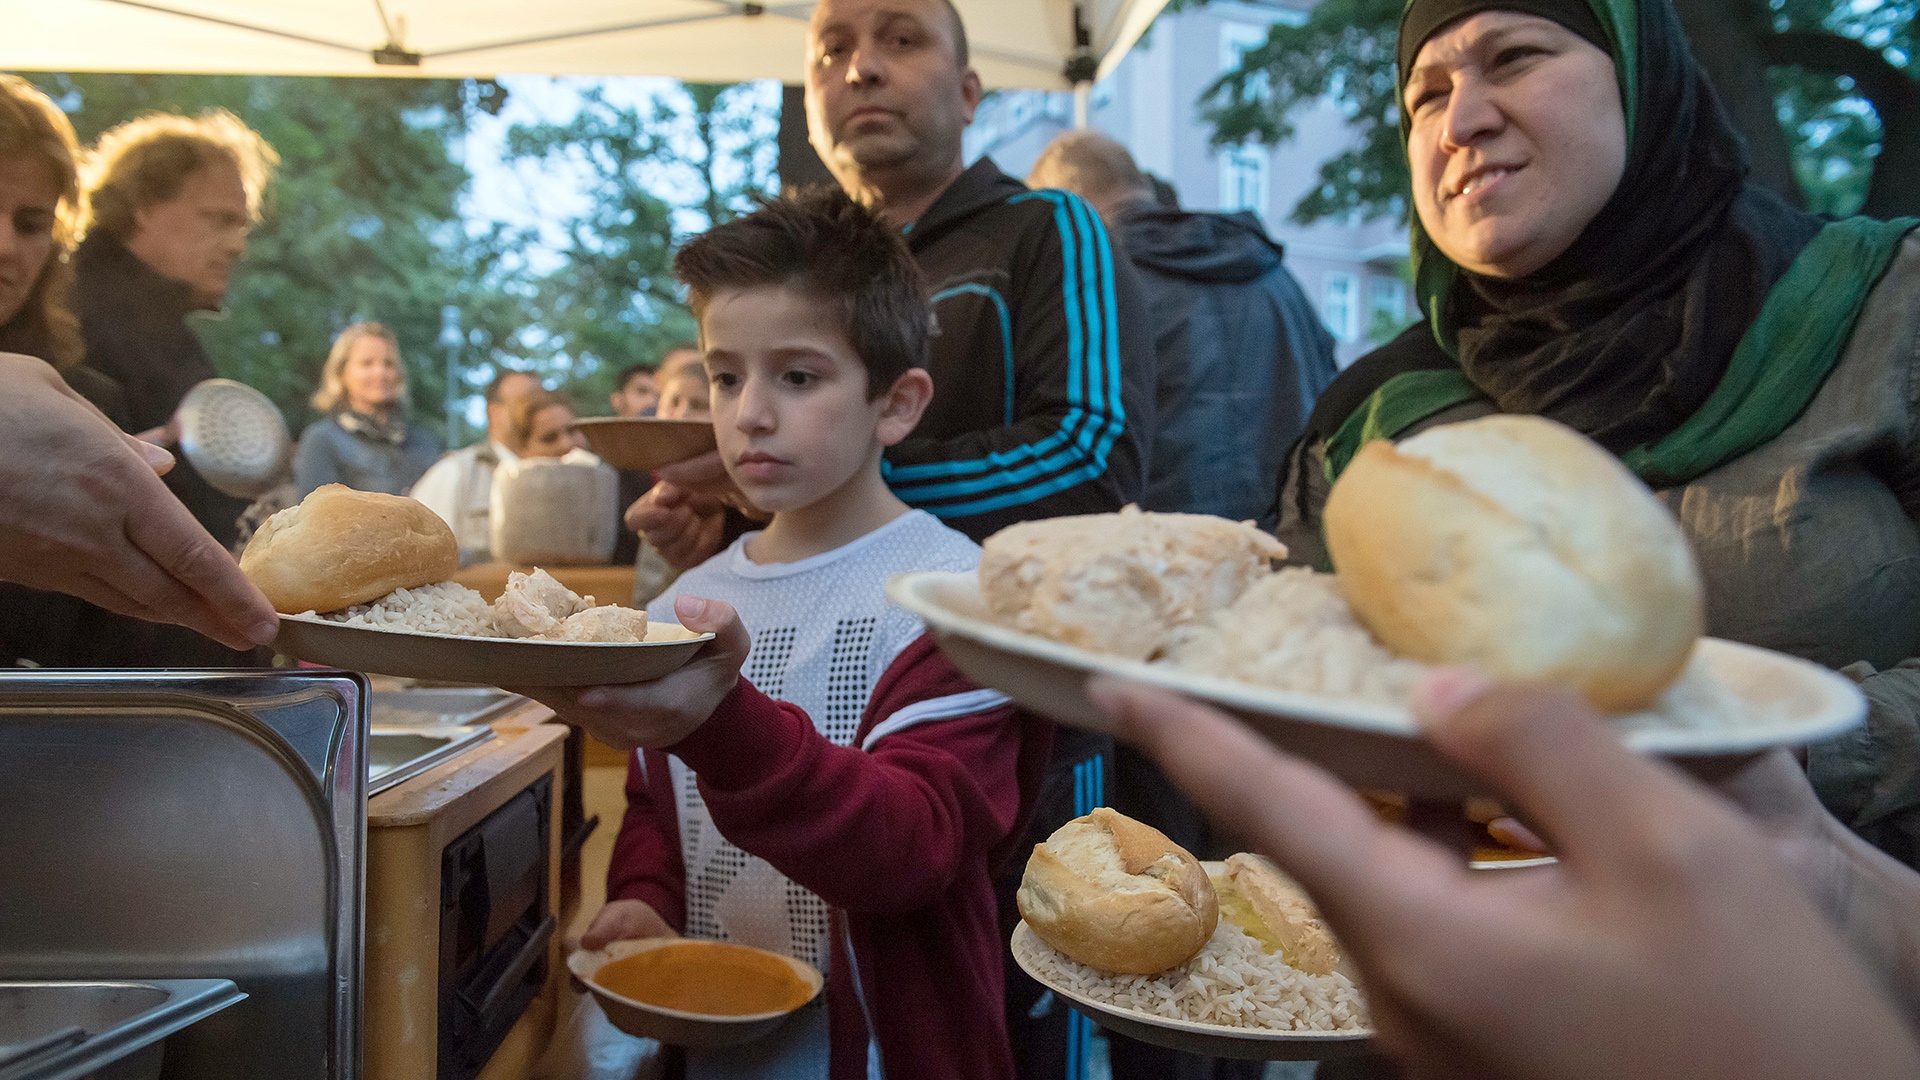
581, 899, 678, 951
626, 481, 727, 570
515, 595, 749, 751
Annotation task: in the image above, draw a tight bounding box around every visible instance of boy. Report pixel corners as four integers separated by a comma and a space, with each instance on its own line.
538, 188, 1049, 1080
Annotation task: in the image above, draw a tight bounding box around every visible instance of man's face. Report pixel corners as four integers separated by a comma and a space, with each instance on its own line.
486, 372, 540, 444
805, 0, 982, 189
125, 158, 251, 306
611, 370, 657, 418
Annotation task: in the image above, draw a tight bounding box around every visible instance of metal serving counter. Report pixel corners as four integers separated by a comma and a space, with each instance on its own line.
0, 670, 366, 1080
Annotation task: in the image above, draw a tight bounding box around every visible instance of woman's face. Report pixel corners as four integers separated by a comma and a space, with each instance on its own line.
1405, 12, 1626, 279
524, 403, 584, 458
0, 154, 61, 328
341, 335, 403, 413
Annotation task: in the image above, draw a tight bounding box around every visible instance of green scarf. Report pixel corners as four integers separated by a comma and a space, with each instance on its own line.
1328, 216, 1920, 485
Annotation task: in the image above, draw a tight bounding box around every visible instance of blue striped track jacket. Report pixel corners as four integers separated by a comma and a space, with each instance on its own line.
883, 157, 1154, 540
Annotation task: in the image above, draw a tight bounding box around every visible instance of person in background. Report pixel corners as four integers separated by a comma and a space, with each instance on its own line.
0, 75, 124, 416
610, 353, 672, 418
412, 366, 540, 565
73, 108, 277, 554
502, 386, 587, 460
1092, 670, 1920, 1078
1027, 129, 1339, 1080
652, 348, 711, 421
1028, 131, 1337, 523
292, 321, 442, 498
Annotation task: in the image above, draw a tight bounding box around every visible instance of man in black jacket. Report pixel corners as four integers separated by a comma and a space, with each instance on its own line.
632, 0, 1153, 560
1030, 130, 1338, 524
59, 109, 278, 666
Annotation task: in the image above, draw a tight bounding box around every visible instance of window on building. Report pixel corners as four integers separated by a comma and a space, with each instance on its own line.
1219, 22, 1272, 95
1369, 276, 1407, 322
1322, 273, 1358, 342
1220, 146, 1268, 213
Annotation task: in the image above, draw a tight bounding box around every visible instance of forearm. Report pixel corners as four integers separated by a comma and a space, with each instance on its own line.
1800, 815, 1920, 1034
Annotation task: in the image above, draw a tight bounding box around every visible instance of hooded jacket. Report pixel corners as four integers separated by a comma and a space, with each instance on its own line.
1117, 205, 1336, 521
881, 158, 1154, 540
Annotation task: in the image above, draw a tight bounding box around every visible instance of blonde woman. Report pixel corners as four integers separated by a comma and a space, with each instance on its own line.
293, 322, 442, 497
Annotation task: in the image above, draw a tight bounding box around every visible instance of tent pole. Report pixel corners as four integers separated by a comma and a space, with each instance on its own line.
1066, 2, 1095, 129
1073, 85, 1090, 128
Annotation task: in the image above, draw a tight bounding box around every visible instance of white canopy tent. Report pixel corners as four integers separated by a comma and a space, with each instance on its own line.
3, 0, 1167, 90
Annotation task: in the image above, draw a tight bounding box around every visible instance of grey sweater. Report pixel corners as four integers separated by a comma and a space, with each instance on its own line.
293, 411, 443, 498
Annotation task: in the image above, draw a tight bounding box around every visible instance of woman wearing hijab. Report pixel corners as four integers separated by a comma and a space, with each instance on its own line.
293, 321, 443, 498
1272, 0, 1920, 866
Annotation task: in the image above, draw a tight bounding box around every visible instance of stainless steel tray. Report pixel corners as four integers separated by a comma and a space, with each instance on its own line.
369, 687, 519, 728
367, 724, 495, 796
0, 979, 245, 1080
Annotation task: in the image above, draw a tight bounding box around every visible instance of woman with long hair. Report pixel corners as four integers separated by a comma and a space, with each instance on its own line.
292, 321, 443, 497
0, 74, 124, 421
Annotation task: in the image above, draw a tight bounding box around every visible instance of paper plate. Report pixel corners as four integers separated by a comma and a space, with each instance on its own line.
1010, 923, 1372, 1061
274, 615, 713, 686
569, 939, 823, 1049
888, 571, 1867, 802
573, 417, 717, 471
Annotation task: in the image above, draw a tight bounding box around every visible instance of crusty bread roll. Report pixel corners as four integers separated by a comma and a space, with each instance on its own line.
1017, 807, 1218, 974
1216, 854, 1343, 977
1323, 415, 1702, 711
241, 484, 459, 614
980, 506, 1286, 661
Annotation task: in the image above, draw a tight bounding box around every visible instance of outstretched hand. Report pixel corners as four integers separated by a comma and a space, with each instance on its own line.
0, 353, 278, 651
515, 595, 750, 751
1089, 670, 1920, 1080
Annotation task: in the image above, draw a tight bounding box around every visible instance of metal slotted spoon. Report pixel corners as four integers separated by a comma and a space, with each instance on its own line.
175, 378, 292, 498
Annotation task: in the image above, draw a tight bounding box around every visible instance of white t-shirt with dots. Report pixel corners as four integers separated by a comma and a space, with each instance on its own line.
645, 509, 981, 973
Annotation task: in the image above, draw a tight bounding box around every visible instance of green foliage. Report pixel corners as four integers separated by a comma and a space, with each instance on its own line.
1199, 0, 1409, 226
29, 73, 534, 445
1195, 0, 1911, 225
506, 81, 776, 416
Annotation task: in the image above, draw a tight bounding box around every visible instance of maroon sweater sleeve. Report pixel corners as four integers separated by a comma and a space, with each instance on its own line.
605, 749, 687, 931
664, 640, 1024, 914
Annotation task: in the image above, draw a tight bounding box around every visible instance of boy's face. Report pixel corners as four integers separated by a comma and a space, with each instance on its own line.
701, 285, 910, 515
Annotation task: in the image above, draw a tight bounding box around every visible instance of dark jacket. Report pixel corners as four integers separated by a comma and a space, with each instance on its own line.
883, 158, 1154, 541
72, 232, 251, 549
1119, 205, 1336, 521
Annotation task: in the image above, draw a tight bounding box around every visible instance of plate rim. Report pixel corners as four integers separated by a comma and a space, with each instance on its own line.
279, 611, 715, 649
1008, 922, 1372, 1045
888, 571, 1866, 757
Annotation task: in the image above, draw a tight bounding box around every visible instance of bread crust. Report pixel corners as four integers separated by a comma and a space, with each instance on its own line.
1017, 807, 1218, 974
1323, 416, 1702, 711
241, 484, 459, 614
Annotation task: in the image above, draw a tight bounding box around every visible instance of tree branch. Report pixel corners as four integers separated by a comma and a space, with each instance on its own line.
1760, 31, 1920, 114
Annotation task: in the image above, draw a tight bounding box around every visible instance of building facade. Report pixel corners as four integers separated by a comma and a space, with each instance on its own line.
963, 0, 1414, 368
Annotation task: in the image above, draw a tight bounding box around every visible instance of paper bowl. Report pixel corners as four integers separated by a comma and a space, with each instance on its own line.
569, 938, 823, 1049
573, 417, 717, 471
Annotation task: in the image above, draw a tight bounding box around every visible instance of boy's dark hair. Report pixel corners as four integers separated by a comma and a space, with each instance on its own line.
614, 362, 654, 391
673, 186, 929, 398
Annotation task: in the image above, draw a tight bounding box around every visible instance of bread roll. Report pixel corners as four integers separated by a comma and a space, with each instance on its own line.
980, 506, 1286, 661
241, 484, 459, 614
1216, 854, 1343, 977
1017, 807, 1218, 974
1323, 415, 1702, 711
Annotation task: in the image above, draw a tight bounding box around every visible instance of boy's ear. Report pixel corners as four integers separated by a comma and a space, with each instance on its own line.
874, 368, 934, 447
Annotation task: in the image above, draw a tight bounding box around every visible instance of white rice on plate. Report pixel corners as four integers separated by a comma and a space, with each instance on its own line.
1162, 568, 1426, 706
1017, 920, 1369, 1033
315, 581, 497, 637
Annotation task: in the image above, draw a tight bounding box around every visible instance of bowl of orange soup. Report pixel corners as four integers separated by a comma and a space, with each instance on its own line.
569, 938, 824, 1048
